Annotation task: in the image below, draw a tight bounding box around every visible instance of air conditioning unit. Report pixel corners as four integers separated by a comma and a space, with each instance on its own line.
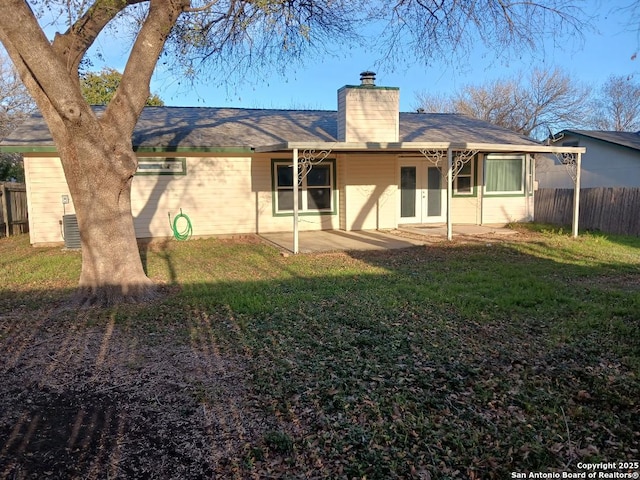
62, 214, 81, 249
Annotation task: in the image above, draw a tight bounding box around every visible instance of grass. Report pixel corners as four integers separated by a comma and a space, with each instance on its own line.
1, 226, 639, 479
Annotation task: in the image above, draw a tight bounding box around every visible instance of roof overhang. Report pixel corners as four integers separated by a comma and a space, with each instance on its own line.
0, 145, 255, 154
555, 130, 640, 153
1, 141, 586, 156
254, 141, 586, 155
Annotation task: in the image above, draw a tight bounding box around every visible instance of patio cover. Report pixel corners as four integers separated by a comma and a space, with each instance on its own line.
256, 141, 586, 253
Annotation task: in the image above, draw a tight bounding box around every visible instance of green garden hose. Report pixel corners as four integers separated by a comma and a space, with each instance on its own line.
169, 209, 193, 241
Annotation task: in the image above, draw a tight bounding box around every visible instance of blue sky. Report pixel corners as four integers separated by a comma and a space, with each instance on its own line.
142, 1, 638, 112
62, 1, 640, 112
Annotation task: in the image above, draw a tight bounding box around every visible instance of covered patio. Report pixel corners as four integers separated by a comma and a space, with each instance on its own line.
256, 141, 586, 253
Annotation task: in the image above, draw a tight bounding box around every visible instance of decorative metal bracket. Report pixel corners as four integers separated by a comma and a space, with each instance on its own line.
554, 152, 578, 184
419, 149, 447, 172
297, 149, 332, 185
451, 150, 478, 180
418, 149, 478, 180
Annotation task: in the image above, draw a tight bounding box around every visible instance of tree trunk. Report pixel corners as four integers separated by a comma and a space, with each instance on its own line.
75, 178, 154, 306
0, 0, 188, 306
59, 124, 155, 307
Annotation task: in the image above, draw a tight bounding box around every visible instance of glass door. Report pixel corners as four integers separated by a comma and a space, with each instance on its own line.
399, 162, 445, 224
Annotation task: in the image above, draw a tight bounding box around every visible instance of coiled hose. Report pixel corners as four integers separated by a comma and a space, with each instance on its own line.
169, 209, 193, 241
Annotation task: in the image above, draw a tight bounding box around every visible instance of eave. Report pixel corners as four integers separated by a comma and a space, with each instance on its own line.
255, 141, 586, 154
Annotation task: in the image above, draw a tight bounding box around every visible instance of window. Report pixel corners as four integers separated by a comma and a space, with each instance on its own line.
136, 157, 186, 176
454, 159, 474, 195
484, 155, 525, 195
273, 160, 335, 214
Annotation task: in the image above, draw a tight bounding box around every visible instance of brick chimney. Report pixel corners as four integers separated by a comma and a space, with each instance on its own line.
337, 72, 400, 143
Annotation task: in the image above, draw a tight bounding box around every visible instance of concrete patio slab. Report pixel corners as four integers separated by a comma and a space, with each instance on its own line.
399, 224, 519, 237
260, 224, 517, 253
260, 230, 426, 254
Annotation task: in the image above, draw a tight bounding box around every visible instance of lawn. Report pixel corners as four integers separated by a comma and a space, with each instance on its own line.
1, 226, 639, 479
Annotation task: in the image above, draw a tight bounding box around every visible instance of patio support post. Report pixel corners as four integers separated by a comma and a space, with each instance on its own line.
293, 148, 299, 253
447, 147, 453, 241
572, 152, 582, 238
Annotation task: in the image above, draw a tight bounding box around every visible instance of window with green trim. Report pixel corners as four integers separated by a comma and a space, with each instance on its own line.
273, 160, 335, 214
454, 160, 474, 195
484, 155, 525, 195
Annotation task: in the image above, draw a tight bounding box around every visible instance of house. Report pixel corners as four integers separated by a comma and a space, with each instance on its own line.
534, 130, 640, 235
538, 130, 640, 188
0, 73, 585, 249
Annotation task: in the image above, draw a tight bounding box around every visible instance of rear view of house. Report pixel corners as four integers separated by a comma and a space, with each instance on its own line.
1, 73, 584, 247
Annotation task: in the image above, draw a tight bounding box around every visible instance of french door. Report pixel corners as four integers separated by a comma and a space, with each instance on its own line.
399, 162, 445, 224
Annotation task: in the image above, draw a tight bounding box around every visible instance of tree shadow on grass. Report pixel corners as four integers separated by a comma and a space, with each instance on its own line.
0, 305, 275, 479
1, 239, 639, 478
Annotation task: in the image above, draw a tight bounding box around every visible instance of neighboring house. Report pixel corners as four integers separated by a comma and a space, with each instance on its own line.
538, 130, 640, 188
0, 73, 584, 247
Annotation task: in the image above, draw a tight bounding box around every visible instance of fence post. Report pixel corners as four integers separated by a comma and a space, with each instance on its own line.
0, 183, 9, 237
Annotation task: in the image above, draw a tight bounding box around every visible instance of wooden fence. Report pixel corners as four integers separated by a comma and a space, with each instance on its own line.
0, 182, 29, 238
535, 187, 640, 236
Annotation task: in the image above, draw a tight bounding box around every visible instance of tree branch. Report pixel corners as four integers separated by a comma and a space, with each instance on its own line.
102, 0, 188, 140
184, 1, 220, 13
52, 0, 147, 77
0, 0, 86, 123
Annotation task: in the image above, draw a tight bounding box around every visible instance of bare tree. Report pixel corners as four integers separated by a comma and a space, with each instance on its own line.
413, 93, 456, 114
374, 0, 587, 67
616, 1, 640, 60
416, 68, 591, 139
520, 68, 592, 138
0, 1, 590, 305
590, 74, 640, 131
454, 79, 526, 132
0, 52, 34, 181
0, 52, 34, 140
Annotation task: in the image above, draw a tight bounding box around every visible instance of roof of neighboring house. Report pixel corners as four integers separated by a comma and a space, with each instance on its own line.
557, 130, 640, 153
1, 106, 540, 153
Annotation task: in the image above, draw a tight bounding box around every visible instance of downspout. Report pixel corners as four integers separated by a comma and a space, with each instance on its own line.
526, 154, 532, 221
447, 147, 453, 241
293, 148, 299, 253
479, 153, 484, 225
529, 154, 535, 221
572, 152, 582, 238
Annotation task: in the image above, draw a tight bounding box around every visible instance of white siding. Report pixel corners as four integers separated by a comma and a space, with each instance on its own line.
482, 196, 533, 224
24, 153, 343, 246
451, 196, 480, 224
131, 155, 258, 238
132, 154, 340, 237
337, 87, 399, 142
343, 155, 397, 230
24, 156, 74, 245
338, 155, 347, 230
25, 150, 537, 246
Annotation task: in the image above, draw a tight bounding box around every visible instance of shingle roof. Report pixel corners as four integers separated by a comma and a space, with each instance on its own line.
560, 130, 640, 152
398, 112, 535, 144
1, 106, 540, 151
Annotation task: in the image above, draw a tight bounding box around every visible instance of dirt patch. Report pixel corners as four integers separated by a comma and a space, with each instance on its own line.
0, 308, 270, 479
